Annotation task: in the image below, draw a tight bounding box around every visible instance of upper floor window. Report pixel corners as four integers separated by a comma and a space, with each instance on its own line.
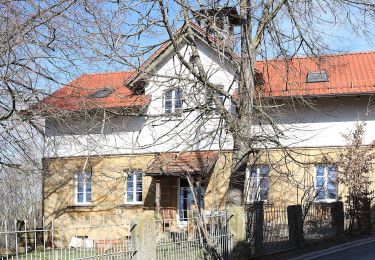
125, 171, 143, 204
206, 85, 225, 112
246, 165, 269, 203
164, 88, 182, 114
75, 171, 92, 205
315, 165, 337, 202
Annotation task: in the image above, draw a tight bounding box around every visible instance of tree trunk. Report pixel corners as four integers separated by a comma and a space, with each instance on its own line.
228, 0, 256, 206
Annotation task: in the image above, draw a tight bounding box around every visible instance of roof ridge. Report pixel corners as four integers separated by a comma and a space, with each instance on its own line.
81, 70, 135, 77
257, 50, 375, 63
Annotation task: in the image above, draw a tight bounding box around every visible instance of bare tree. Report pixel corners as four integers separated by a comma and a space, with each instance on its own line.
337, 121, 375, 233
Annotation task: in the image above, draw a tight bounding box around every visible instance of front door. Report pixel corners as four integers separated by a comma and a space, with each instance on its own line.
178, 178, 205, 224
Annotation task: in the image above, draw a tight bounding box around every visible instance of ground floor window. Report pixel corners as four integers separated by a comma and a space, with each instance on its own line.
125, 171, 143, 204
315, 164, 337, 202
75, 171, 92, 205
246, 165, 270, 203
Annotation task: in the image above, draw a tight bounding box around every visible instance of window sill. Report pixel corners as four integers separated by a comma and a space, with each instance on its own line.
314, 199, 338, 204
161, 115, 183, 121
66, 205, 94, 212
117, 204, 144, 209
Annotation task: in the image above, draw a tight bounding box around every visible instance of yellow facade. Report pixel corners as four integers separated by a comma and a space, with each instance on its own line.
43, 147, 375, 241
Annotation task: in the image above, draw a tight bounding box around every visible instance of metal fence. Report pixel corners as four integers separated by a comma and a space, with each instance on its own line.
245, 203, 292, 256
303, 203, 334, 240
1, 210, 233, 260
0, 215, 135, 260
156, 210, 232, 260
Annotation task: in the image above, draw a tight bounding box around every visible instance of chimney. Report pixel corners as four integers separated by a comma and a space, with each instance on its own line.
194, 6, 240, 50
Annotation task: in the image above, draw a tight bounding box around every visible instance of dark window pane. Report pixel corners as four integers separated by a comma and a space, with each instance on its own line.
175, 89, 182, 109
316, 190, 325, 200
327, 190, 336, 199
165, 100, 172, 113
165, 90, 173, 100
127, 181, 134, 192
77, 182, 84, 192
127, 192, 134, 202
250, 168, 257, 177
316, 165, 324, 176
77, 193, 84, 203
77, 174, 84, 182
219, 94, 225, 104
136, 192, 142, 202
86, 192, 92, 202
259, 166, 269, 177
316, 176, 324, 188
259, 189, 268, 201
86, 181, 91, 192
259, 177, 269, 189
328, 167, 336, 179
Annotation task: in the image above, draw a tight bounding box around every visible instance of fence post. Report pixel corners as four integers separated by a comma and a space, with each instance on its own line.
131, 210, 156, 260
253, 201, 264, 256
331, 201, 344, 237
287, 205, 303, 248
227, 206, 247, 259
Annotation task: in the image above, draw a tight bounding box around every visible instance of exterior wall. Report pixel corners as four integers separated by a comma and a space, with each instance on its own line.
43, 145, 375, 243
43, 40, 236, 158
43, 154, 156, 238
42, 152, 234, 236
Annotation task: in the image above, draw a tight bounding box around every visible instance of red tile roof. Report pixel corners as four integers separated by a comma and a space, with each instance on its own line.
257, 51, 375, 97
146, 151, 217, 175
36, 71, 150, 112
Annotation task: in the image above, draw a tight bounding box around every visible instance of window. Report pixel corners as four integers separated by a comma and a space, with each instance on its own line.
87, 87, 114, 98
125, 172, 143, 204
315, 165, 337, 202
246, 165, 269, 203
75, 172, 92, 205
164, 88, 182, 113
306, 71, 328, 83
206, 86, 225, 113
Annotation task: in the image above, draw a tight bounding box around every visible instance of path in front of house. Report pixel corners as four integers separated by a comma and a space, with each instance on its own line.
290, 236, 375, 260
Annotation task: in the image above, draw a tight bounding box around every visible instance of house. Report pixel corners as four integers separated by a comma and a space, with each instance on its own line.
37, 10, 375, 237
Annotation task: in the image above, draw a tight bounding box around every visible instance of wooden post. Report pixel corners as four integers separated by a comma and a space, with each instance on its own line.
195, 177, 202, 210
155, 179, 161, 211
253, 201, 264, 256
287, 205, 303, 248
331, 201, 344, 236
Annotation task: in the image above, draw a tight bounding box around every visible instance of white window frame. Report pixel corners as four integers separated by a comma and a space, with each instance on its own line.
315, 164, 338, 203
245, 165, 270, 204
74, 172, 92, 205
163, 88, 183, 114
124, 171, 143, 205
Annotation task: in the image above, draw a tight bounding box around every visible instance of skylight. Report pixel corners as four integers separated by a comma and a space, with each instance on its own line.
306, 71, 328, 83
87, 87, 114, 98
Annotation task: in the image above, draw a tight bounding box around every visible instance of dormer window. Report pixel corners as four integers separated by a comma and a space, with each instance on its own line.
87, 87, 114, 98
164, 88, 182, 114
306, 71, 328, 83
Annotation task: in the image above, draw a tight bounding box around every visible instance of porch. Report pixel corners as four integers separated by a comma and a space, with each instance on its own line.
145, 151, 218, 231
